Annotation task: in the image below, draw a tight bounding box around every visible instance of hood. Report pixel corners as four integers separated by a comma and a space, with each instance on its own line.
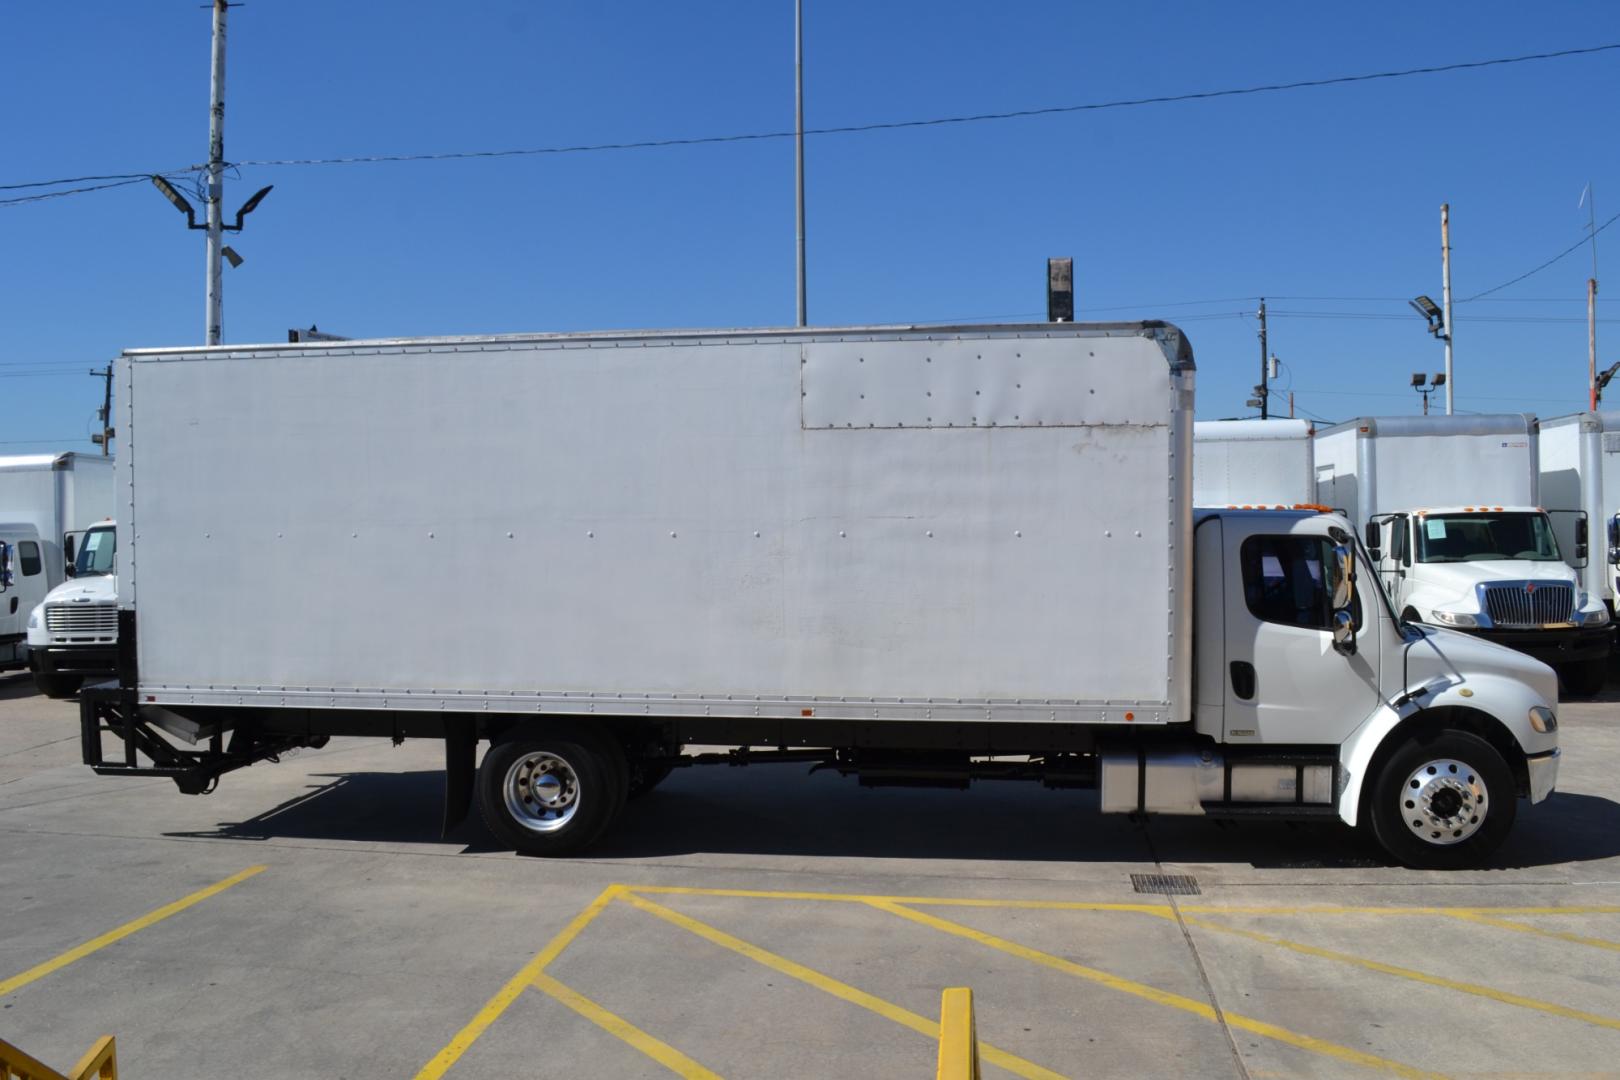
1409, 560, 1577, 608
43, 574, 117, 605
1405, 623, 1559, 706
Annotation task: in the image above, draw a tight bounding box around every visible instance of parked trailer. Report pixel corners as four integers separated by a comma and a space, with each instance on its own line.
0, 453, 113, 676
82, 323, 1560, 868
1538, 412, 1620, 617
1316, 414, 1609, 696
1193, 418, 1314, 507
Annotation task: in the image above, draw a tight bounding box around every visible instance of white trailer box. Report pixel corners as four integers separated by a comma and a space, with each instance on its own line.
1315, 414, 1609, 693
1538, 411, 1620, 607
81, 323, 1564, 868
1193, 418, 1314, 507
0, 453, 113, 583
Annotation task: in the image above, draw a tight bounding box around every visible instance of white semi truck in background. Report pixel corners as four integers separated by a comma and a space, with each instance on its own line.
0, 453, 114, 680
27, 519, 117, 697
1193, 418, 1314, 507
80, 323, 1561, 868
1316, 414, 1610, 696
1539, 411, 1620, 628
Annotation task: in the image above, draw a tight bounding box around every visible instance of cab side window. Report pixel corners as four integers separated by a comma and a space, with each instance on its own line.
18, 541, 41, 577
1241, 535, 1353, 630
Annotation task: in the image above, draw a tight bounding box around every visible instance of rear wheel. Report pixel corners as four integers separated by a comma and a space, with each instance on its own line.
476, 730, 627, 856
32, 671, 82, 699
1559, 658, 1608, 698
1366, 729, 1515, 869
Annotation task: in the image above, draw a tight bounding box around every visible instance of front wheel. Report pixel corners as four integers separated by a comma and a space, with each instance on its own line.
476, 731, 627, 856
32, 671, 82, 699
1559, 658, 1608, 699
1366, 729, 1516, 870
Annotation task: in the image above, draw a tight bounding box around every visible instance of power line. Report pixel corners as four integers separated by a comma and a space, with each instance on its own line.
6, 41, 1617, 203
1461, 208, 1620, 301
0, 176, 153, 208
0, 172, 153, 192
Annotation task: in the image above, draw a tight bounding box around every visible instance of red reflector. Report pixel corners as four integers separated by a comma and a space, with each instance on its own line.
800, 708, 813, 717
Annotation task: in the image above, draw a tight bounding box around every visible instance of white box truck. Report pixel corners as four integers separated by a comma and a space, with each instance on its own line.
26, 519, 118, 697
81, 323, 1561, 868
1316, 414, 1610, 696
1193, 418, 1314, 507
0, 453, 114, 677
1538, 411, 1620, 623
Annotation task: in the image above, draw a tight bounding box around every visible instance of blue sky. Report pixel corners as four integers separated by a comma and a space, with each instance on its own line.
3, 1, 1618, 450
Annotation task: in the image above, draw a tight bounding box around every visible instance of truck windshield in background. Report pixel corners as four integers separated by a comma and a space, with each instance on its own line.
1416, 512, 1561, 563
74, 526, 115, 576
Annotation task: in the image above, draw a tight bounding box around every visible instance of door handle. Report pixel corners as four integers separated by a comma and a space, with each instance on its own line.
1230, 661, 1256, 701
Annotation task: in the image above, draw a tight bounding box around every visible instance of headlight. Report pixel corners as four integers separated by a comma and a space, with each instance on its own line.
1583, 605, 1611, 627
1529, 705, 1558, 733
26, 608, 40, 630
1430, 609, 1478, 628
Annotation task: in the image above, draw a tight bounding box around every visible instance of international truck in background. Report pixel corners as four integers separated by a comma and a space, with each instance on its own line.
1193, 418, 1314, 507
80, 323, 1560, 868
27, 520, 117, 697
1538, 412, 1620, 628
0, 454, 114, 678
1316, 414, 1610, 696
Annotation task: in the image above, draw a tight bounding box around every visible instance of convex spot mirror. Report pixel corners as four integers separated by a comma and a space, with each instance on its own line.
1331, 544, 1357, 655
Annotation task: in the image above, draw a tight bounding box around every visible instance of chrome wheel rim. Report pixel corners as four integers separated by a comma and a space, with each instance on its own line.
502, 751, 581, 833
1401, 758, 1487, 845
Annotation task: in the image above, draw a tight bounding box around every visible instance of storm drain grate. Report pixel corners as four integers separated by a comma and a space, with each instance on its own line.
1130, 873, 1200, 896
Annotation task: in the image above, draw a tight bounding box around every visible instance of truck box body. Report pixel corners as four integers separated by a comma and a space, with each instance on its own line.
0, 453, 114, 580
1537, 412, 1620, 604
1193, 418, 1313, 507
118, 323, 1194, 726
1314, 414, 1538, 524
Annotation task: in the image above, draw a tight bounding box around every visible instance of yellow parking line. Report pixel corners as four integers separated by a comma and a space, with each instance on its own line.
624, 885, 1620, 919
1178, 915, 1620, 1033
867, 900, 1442, 1080
1444, 911, 1620, 953
414, 883, 624, 1080
0, 865, 266, 999
621, 891, 1067, 1080
531, 971, 723, 1079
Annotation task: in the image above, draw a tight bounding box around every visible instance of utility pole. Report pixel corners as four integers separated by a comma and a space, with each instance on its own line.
1585, 184, 1600, 411
1441, 203, 1454, 414
89, 367, 113, 456
1257, 297, 1269, 419
794, 0, 806, 327
205, 0, 229, 345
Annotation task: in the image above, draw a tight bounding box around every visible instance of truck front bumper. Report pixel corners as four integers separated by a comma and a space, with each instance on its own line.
1463, 626, 1611, 666
1526, 748, 1560, 804
29, 645, 118, 678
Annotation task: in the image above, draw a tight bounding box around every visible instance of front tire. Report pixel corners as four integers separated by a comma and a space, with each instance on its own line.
476, 730, 627, 856
1559, 658, 1608, 698
32, 671, 82, 699
1366, 728, 1516, 870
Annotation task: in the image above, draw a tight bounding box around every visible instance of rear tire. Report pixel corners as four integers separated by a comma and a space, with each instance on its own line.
1559, 658, 1608, 698
1366, 728, 1515, 870
476, 729, 627, 856
32, 671, 82, 699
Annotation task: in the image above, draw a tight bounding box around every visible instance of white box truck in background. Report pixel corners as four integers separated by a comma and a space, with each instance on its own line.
1316, 414, 1610, 696
80, 323, 1561, 868
1538, 412, 1620, 625
0, 453, 114, 677
1193, 418, 1315, 507
26, 519, 117, 697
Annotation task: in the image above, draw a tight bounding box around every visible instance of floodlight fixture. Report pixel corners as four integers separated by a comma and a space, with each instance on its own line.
1409, 294, 1448, 340
150, 175, 201, 230
1431, 372, 1446, 387
221, 245, 243, 268
1411, 373, 1427, 387
225, 185, 273, 232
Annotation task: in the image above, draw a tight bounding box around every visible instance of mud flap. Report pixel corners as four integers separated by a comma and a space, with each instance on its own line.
442, 717, 477, 837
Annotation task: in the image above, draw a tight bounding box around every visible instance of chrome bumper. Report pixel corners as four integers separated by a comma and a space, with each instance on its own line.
1526, 748, 1560, 804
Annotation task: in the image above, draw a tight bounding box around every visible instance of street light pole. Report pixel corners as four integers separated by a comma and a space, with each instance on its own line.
205, 0, 228, 345
1441, 203, 1453, 414
794, 0, 806, 327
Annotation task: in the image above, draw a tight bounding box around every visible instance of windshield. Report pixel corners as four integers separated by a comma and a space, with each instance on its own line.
1415, 512, 1562, 563
74, 525, 116, 576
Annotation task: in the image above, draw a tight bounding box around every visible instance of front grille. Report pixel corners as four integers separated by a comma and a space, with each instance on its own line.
1482, 583, 1574, 628
45, 602, 118, 636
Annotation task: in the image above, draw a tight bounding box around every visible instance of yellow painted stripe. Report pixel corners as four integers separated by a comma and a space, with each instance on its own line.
531, 971, 723, 1080
1445, 911, 1620, 953
622, 892, 1067, 1080
622, 884, 1620, 919
1181, 915, 1620, 1033
867, 900, 1442, 1080
0, 865, 266, 999
413, 884, 624, 1080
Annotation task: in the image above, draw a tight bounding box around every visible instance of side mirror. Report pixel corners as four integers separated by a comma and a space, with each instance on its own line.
1331, 545, 1357, 655
1332, 610, 1357, 654
1576, 514, 1590, 566
1610, 515, 1620, 566
1363, 521, 1382, 562
0, 542, 11, 592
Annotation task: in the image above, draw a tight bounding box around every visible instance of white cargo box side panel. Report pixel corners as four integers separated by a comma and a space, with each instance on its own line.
123, 326, 1191, 724
1372, 432, 1536, 512
1192, 419, 1313, 507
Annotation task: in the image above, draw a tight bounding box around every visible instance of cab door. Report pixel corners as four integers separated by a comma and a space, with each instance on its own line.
1221, 516, 1382, 745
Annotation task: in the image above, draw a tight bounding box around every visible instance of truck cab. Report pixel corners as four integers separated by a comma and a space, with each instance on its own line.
27, 520, 117, 698
0, 524, 54, 672
1364, 506, 1609, 694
